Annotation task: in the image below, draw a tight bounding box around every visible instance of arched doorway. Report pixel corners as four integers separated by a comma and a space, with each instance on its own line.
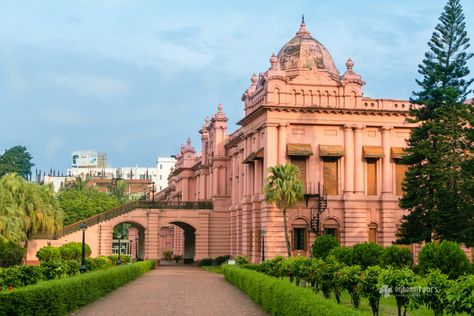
160, 221, 196, 264
112, 222, 146, 261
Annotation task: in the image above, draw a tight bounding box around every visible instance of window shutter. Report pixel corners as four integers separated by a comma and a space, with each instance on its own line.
396, 163, 409, 196
367, 159, 377, 195
323, 158, 338, 195
291, 157, 307, 183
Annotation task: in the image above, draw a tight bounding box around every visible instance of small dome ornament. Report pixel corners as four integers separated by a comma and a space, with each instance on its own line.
251, 73, 257, 86
346, 58, 354, 72
218, 102, 223, 112
269, 53, 278, 70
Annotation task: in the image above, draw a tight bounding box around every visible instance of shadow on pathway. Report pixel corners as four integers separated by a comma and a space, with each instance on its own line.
72, 265, 267, 316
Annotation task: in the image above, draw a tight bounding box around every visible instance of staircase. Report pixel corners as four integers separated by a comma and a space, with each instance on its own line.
34, 200, 213, 239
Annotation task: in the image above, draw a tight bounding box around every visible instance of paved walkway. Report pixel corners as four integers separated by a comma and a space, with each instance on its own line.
73, 266, 267, 316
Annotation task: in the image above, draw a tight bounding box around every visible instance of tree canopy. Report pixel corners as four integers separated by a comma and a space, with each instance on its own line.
0, 146, 34, 179
58, 186, 122, 226
397, 0, 474, 246
0, 174, 63, 242
264, 163, 304, 257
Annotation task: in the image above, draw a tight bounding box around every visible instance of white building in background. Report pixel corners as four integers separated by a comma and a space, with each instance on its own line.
64, 151, 176, 193
156, 157, 176, 191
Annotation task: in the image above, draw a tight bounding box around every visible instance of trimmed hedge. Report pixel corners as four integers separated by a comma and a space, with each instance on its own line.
223, 265, 360, 316
0, 260, 155, 315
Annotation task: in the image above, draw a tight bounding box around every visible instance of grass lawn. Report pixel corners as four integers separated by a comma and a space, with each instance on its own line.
201, 265, 223, 274
315, 290, 433, 316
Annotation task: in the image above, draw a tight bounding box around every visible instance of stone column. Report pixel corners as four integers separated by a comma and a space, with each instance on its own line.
381, 127, 392, 195
182, 177, 189, 201
343, 125, 354, 193
354, 126, 364, 193
278, 123, 287, 164
264, 124, 279, 179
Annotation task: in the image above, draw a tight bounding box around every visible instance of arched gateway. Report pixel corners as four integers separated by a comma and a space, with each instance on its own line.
26, 200, 229, 264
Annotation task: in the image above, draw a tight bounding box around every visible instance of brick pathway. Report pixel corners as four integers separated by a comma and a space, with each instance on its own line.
72, 265, 267, 316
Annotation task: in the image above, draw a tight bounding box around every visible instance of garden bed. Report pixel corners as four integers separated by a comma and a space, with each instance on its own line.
0, 260, 155, 316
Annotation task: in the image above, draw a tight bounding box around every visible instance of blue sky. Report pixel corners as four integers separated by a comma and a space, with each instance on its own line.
1, 0, 473, 173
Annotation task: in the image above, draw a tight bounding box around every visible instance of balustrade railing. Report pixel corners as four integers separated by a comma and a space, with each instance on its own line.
33, 200, 213, 239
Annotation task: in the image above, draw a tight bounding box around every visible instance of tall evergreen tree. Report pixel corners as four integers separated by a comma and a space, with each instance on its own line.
0, 146, 35, 179
397, 0, 474, 246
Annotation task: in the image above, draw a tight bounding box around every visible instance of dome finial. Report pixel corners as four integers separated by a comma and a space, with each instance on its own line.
296, 16, 310, 36
346, 57, 354, 72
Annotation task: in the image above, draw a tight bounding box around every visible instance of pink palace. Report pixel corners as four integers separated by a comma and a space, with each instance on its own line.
29, 19, 472, 264
159, 19, 422, 262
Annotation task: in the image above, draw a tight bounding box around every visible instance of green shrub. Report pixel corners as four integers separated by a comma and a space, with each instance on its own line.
107, 254, 130, 265
351, 243, 383, 269
0, 265, 42, 290
234, 255, 248, 265
89, 256, 112, 270
380, 245, 413, 268
417, 241, 469, 279
38, 260, 68, 280
223, 265, 359, 316
162, 249, 173, 260
198, 258, 213, 266
339, 265, 362, 308
0, 260, 155, 316
59, 242, 91, 261
36, 246, 61, 263
446, 274, 474, 315
378, 266, 416, 316
173, 255, 182, 263
328, 246, 353, 265
411, 269, 453, 316
259, 256, 284, 277
213, 255, 231, 266
239, 263, 260, 271
314, 256, 344, 302
0, 241, 25, 267
312, 235, 339, 259
360, 265, 384, 316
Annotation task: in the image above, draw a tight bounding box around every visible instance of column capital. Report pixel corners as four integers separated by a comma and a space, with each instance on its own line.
381, 126, 392, 132
354, 125, 365, 131
343, 124, 353, 130
264, 122, 279, 128
278, 123, 288, 128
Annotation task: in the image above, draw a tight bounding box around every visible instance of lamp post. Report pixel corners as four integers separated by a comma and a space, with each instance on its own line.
117, 232, 122, 265
80, 222, 87, 273
150, 181, 156, 204
261, 228, 266, 263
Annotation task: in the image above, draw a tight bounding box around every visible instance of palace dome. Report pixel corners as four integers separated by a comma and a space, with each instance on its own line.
277, 19, 339, 75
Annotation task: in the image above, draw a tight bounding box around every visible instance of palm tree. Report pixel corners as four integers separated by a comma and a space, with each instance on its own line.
263, 164, 304, 257
0, 174, 63, 243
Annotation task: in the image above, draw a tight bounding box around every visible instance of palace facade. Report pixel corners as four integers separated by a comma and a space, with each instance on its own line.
160, 20, 420, 262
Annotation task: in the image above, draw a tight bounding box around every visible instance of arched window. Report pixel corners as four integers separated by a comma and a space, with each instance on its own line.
292, 89, 297, 105
368, 222, 378, 243
323, 218, 340, 242
291, 218, 309, 252
274, 87, 281, 104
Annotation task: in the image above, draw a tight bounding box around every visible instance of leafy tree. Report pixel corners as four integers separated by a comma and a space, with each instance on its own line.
380, 245, 413, 268
339, 265, 362, 308
351, 242, 383, 269
417, 240, 469, 279
360, 265, 385, 316
411, 269, 453, 316
397, 0, 474, 246
0, 174, 63, 243
58, 187, 121, 226
0, 240, 25, 267
446, 274, 474, 315
312, 235, 339, 259
109, 179, 129, 203
264, 164, 304, 257
0, 146, 34, 179
378, 266, 416, 316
